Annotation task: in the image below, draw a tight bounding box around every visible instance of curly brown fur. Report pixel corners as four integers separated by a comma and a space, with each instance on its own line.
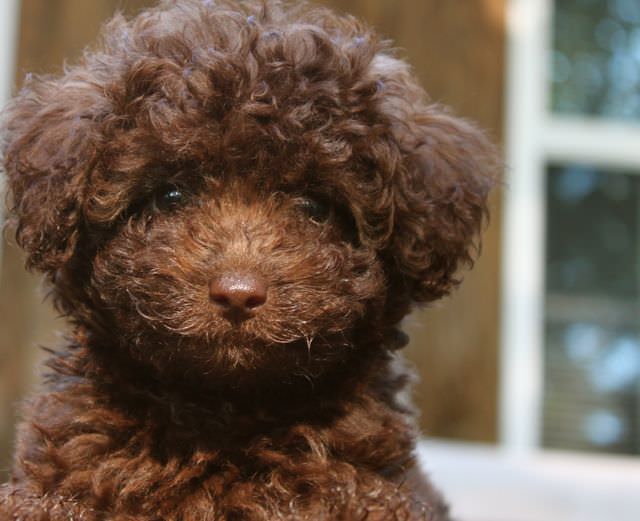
1, 1, 497, 519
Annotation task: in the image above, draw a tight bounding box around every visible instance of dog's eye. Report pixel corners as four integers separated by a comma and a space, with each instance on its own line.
298, 197, 330, 224
157, 185, 185, 210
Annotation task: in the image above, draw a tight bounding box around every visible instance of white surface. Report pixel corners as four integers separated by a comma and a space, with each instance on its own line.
418, 440, 640, 521
0, 0, 19, 107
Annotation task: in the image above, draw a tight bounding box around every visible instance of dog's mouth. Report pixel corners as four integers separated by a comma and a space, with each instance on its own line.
186, 312, 355, 356
172, 293, 356, 349
157, 327, 356, 386
115, 270, 364, 369
114, 280, 364, 386
201, 325, 348, 353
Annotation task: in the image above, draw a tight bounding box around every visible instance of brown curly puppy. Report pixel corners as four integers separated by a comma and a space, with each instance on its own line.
0, 1, 497, 519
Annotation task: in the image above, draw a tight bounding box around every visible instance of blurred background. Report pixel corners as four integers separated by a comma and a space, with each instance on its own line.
0, 1, 638, 520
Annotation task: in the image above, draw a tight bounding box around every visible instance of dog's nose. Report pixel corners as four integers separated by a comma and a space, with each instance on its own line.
209, 272, 267, 314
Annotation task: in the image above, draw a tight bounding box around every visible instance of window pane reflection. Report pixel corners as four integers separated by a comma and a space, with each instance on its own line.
543, 165, 640, 454
552, 0, 640, 119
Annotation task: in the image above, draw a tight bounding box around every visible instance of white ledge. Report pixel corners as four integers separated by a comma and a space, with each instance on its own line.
417, 439, 640, 521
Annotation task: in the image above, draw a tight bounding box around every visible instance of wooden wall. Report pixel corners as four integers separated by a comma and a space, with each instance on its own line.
0, 0, 505, 477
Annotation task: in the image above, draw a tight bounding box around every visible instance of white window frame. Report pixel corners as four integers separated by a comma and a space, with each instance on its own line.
501, 0, 640, 456
0, 0, 18, 108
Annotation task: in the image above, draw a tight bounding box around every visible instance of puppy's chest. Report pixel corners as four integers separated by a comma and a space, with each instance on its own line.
20, 399, 419, 520
49, 434, 416, 520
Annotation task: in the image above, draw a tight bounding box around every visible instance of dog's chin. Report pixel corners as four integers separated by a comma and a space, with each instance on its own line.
202, 329, 353, 369
133, 323, 355, 391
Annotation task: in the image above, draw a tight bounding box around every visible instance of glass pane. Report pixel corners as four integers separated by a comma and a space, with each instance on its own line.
552, 0, 640, 120
543, 165, 640, 455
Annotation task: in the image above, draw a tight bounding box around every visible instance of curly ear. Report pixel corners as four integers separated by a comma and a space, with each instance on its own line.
2, 72, 103, 274
393, 108, 497, 303
372, 55, 499, 303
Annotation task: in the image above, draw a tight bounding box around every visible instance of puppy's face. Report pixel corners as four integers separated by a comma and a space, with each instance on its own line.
90, 172, 385, 384
2, 1, 496, 388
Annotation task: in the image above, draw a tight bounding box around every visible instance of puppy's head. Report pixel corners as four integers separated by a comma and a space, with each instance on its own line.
2, 0, 497, 386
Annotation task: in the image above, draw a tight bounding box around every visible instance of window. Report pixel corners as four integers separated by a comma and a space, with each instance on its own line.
542, 0, 640, 456
544, 165, 639, 454
502, 0, 640, 456
552, 0, 640, 119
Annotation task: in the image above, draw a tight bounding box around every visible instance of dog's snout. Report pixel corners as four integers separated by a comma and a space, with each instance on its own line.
209, 272, 267, 314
